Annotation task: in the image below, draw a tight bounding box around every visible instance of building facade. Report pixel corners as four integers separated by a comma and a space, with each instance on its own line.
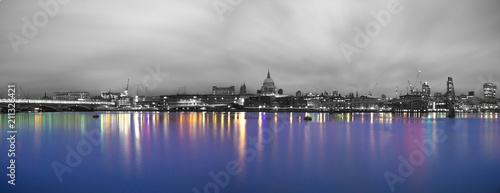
296, 90, 302, 97
53, 92, 90, 101
239, 83, 247, 94
484, 83, 497, 99
446, 77, 455, 99
422, 82, 431, 97
212, 86, 235, 95
101, 91, 120, 100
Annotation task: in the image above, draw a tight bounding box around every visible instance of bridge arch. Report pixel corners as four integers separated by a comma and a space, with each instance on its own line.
61, 105, 93, 111
19, 104, 60, 112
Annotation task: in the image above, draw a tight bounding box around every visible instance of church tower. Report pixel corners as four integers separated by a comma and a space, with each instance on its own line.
239, 83, 247, 94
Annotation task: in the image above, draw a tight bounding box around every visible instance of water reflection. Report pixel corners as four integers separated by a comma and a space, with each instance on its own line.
1, 112, 499, 193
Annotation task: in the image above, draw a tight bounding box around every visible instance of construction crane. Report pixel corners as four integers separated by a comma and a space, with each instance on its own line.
406, 70, 422, 94
136, 83, 140, 97
126, 79, 129, 91
18, 86, 30, 99
121, 79, 130, 97
413, 70, 421, 93
177, 86, 186, 95
407, 80, 413, 94
368, 83, 378, 96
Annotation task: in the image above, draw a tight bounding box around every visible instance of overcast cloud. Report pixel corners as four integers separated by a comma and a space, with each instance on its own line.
1, 0, 499, 97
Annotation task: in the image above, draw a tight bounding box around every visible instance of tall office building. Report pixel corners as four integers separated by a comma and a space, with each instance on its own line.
468, 91, 475, 97
296, 90, 302, 97
446, 77, 455, 99
422, 82, 431, 97
483, 83, 497, 99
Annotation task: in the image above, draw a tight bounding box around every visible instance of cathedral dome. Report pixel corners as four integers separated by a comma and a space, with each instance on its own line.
260, 70, 276, 94
263, 77, 275, 86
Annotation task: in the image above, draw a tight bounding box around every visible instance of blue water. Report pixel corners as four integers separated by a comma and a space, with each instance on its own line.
1, 112, 499, 193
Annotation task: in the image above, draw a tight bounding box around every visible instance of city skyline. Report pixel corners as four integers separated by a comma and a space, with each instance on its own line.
2, 70, 498, 99
2, 1, 500, 193
1, 0, 500, 97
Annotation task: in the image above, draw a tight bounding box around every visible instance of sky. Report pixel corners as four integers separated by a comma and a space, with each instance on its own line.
0, 0, 499, 98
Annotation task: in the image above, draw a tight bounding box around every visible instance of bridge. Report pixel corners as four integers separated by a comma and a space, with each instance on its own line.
0, 99, 114, 112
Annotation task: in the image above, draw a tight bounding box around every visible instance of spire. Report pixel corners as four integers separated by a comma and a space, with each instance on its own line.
267, 69, 271, 78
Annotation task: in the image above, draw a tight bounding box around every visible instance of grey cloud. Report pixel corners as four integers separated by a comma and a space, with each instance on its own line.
0, 0, 499, 97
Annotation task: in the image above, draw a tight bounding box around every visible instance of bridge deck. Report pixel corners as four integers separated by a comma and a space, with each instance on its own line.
0, 99, 114, 105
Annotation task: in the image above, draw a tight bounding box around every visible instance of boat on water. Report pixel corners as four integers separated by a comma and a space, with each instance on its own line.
304, 116, 312, 121
93, 114, 99, 118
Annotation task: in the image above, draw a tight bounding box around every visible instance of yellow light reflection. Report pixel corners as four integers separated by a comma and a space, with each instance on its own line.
134, 113, 142, 173
257, 112, 263, 159
237, 113, 247, 169
34, 113, 42, 151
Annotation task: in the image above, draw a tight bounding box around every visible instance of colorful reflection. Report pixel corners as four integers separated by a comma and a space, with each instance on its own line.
0, 112, 499, 193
